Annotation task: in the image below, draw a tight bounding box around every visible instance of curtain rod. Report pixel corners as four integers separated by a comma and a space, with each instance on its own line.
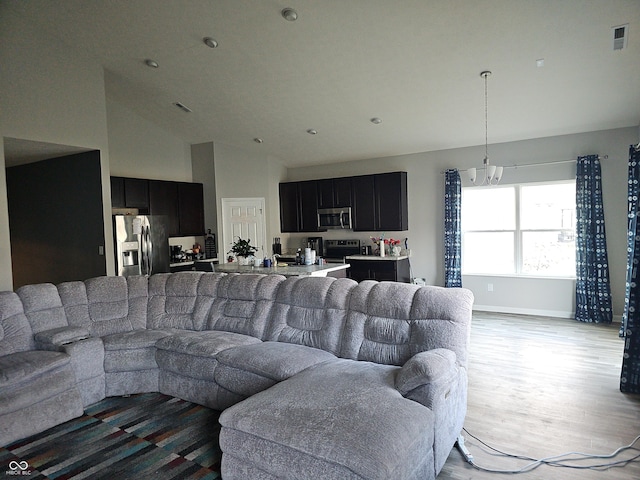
441, 155, 608, 175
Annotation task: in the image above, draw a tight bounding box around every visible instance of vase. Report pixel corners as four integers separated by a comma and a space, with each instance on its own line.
391, 246, 401, 256
238, 256, 250, 266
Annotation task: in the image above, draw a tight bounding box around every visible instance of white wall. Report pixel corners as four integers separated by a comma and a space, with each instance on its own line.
287, 127, 639, 319
212, 142, 288, 258
0, 6, 112, 289
191, 142, 217, 236
106, 96, 192, 181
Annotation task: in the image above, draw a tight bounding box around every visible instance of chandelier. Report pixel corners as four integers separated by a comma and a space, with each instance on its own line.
468, 70, 503, 185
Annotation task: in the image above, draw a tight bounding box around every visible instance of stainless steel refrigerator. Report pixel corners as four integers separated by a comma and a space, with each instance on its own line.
113, 215, 170, 277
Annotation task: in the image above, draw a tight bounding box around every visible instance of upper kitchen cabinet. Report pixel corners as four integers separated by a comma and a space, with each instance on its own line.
279, 180, 321, 232
177, 182, 205, 236
149, 180, 180, 236
110, 176, 149, 211
352, 172, 408, 231
351, 175, 376, 231
317, 177, 352, 208
375, 172, 408, 231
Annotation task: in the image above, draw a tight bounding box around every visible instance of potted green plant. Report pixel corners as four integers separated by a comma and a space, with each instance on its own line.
228, 237, 258, 265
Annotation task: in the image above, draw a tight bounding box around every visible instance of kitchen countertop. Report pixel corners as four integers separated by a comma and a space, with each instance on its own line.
213, 262, 350, 277
345, 255, 409, 261
170, 258, 219, 268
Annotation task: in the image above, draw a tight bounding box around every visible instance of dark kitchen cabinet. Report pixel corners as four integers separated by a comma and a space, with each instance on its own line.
375, 172, 408, 231
177, 182, 205, 236
279, 182, 300, 233
279, 180, 320, 232
351, 175, 376, 230
347, 258, 411, 283
149, 180, 179, 236
110, 176, 149, 211
317, 177, 352, 208
352, 172, 408, 231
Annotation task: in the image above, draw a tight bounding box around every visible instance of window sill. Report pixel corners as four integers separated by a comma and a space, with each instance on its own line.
462, 273, 576, 281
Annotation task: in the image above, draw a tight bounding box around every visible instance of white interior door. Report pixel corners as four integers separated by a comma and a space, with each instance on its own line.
221, 198, 267, 262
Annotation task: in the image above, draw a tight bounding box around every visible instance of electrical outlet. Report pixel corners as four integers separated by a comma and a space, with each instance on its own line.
98, 245, 104, 256
487, 283, 493, 292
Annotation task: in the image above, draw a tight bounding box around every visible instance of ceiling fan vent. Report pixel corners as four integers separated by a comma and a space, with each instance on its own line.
173, 102, 192, 113
612, 24, 628, 51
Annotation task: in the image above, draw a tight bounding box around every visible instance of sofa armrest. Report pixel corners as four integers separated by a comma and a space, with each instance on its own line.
34, 326, 90, 350
395, 348, 457, 397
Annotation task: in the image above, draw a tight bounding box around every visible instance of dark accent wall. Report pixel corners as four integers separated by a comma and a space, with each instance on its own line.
7, 150, 106, 288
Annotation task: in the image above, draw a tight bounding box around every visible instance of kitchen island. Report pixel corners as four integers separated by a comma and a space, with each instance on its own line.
345, 255, 411, 283
214, 262, 350, 278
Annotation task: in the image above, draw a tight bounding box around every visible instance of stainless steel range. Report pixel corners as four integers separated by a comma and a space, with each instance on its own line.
324, 239, 361, 263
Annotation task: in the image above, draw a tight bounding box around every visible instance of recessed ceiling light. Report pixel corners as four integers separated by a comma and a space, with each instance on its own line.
254, 138, 264, 144
203, 37, 218, 48
536, 58, 544, 67
282, 8, 298, 21
370, 117, 382, 124
145, 59, 159, 68
306, 129, 318, 135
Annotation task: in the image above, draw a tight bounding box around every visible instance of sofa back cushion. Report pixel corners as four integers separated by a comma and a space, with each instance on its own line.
148, 272, 225, 330
16, 283, 68, 334
265, 276, 357, 355
341, 281, 473, 367
58, 275, 148, 336
0, 291, 34, 355
206, 274, 285, 339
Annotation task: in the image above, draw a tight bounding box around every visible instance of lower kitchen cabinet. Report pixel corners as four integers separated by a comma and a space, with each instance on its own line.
347, 257, 411, 283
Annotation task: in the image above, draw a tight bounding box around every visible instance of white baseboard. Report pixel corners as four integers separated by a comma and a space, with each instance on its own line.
473, 304, 623, 324
473, 304, 574, 319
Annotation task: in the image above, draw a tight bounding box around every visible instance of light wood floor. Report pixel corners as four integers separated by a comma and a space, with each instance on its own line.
438, 312, 640, 480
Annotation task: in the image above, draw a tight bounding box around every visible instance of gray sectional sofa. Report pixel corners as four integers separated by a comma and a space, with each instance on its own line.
0, 272, 473, 479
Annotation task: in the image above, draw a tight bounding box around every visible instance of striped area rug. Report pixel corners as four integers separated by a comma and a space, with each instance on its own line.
1, 393, 221, 479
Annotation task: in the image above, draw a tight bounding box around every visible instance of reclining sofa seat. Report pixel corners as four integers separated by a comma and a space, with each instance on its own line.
19, 281, 106, 407
0, 290, 83, 446
155, 273, 285, 410
213, 276, 357, 400
218, 280, 474, 480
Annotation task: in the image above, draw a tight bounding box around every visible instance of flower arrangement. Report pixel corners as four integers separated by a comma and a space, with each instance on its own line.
370, 235, 402, 256
228, 237, 258, 258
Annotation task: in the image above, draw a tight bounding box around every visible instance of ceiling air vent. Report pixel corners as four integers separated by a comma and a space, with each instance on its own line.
612, 24, 628, 51
173, 102, 192, 113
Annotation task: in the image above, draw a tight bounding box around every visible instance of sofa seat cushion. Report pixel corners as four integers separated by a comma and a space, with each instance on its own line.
0, 350, 70, 387
155, 330, 261, 381
215, 342, 337, 397
102, 329, 172, 350
0, 350, 80, 415
102, 329, 172, 372
219, 359, 436, 480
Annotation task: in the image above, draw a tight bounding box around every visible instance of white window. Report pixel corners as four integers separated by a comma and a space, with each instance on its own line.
461, 181, 576, 277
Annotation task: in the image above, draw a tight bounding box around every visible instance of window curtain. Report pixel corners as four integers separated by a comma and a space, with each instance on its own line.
575, 155, 612, 323
621, 145, 640, 393
444, 169, 462, 287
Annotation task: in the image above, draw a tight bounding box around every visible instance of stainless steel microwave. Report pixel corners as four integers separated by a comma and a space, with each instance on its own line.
317, 207, 352, 229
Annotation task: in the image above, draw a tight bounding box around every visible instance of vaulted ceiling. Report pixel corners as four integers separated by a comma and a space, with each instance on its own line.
5, 0, 640, 167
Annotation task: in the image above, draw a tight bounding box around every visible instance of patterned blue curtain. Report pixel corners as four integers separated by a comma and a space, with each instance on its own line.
621, 145, 640, 393
444, 169, 462, 287
575, 155, 612, 323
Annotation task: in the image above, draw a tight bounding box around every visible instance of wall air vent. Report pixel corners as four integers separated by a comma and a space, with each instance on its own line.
173, 102, 192, 113
612, 24, 628, 51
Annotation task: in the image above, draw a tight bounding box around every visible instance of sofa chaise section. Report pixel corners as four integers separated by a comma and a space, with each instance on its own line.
219, 281, 474, 480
